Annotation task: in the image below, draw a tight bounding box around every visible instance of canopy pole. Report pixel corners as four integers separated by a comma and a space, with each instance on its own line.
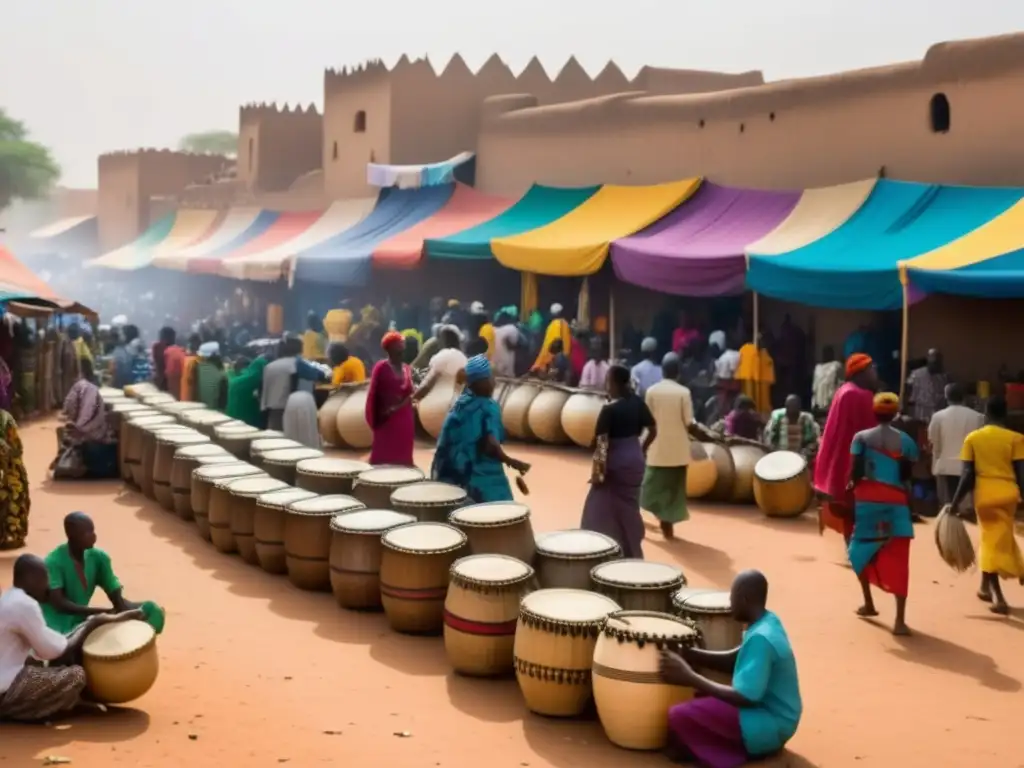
609, 285, 617, 362
899, 268, 909, 403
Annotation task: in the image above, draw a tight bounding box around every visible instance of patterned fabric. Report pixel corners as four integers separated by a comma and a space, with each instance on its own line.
581, 436, 646, 559
0, 411, 29, 549
811, 361, 843, 411
431, 392, 512, 503
764, 409, 819, 454
0, 664, 86, 722
907, 367, 947, 423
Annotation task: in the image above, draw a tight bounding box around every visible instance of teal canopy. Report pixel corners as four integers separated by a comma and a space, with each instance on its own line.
424, 183, 600, 260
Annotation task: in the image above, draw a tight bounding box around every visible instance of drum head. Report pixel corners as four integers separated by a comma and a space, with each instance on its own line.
521, 588, 620, 623
130, 415, 176, 427
536, 529, 620, 558
111, 403, 152, 414
605, 610, 698, 641
196, 455, 241, 467
159, 402, 206, 413
450, 501, 529, 526
194, 463, 264, 482
357, 466, 425, 486
158, 433, 210, 447
226, 476, 289, 496
755, 451, 807, 482
257, 488, 318, 509
330, 509, 415, 533
288, 494, 363, 516
262, 447, 325, 465
251, 438, 302, 454
215, 424, 260, 437
591, 559, 684, 588
297, 457, 371, 477
175, 444, 231, 459
82, 619, 155, 659
382, 522, 466, 553
681, 590, 732, 614
452, 554, 532, 584
99, 387, 124, 399
184, 411, 234, 426
148, 425, 201, 437
142, 394, 176, 405
670, 586, 713, 611
391, 481, 466, 505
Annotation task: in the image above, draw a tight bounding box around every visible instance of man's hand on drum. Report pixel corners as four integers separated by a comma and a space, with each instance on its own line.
658, 649, 698, 687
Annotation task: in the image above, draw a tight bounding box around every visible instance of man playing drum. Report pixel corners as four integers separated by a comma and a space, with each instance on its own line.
658, 570, 802, 768
42, 513, 165, 635
763, 394, 820, 459
0, 554, 141, 721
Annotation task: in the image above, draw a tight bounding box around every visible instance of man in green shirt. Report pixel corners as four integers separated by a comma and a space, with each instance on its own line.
43, 512, 165, 635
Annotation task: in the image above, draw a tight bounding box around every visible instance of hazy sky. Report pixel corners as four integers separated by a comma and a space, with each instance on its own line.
3, 1, 1022, 187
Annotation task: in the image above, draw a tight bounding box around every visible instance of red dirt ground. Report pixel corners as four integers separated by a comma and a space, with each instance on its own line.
2, 418, 1022, 767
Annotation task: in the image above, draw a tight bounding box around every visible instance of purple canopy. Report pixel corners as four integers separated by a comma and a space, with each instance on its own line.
610, 182, 801, 296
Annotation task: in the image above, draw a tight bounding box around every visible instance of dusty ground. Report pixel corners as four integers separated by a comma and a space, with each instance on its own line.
2, 418, 1023, 768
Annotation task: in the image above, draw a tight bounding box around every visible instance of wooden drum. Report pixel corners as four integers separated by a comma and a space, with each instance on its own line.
261, 447, 325, 485
673, 590, 743, 653
335, 382, 372, 449
285, 495, 365, 591
111, 403, 156, 481
125, 415, 175, 486
560, 389, 607, 448
449, 502, 535, 563
171, 445, 235, 520
82, 619, 159, 705
592, 611, 700, 751
444, 554, 535, 677
390, 481, 467, 523
418, 376, 461, 439
155, 401, 206, 419
141, 393, 176, 408
513, 589, 620, 717
328, 509, 415, 609
213, 423, 260, 457
703, 442, 736, 501
534, 530, 622, 589
99, 386, 124, 400
527, 384, 572, 444
124, 383, 159, 399
153, 432, 210, 510
729, 444, 767, 503
223, 476, 289, 561
249, 438, 302, 469
501, 380, 542, 440
590, 560, 686, 612
181, 410, 236, 438
296, 457, 370, 495
318, 390, 351, 447
140, 425, 197, 499
686, 442, 718, 499
253, 488, 318, 574
753, 450, 813, 518
192, 463, 265, 541
352, 466, 425, 510
379, 522, 468, 634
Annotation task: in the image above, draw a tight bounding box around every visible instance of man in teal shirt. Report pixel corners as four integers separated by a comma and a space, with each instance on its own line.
42, 512, 165, 635
659, 570, 802, 767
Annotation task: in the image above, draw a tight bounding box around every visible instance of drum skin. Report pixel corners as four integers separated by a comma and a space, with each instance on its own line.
336, 384, 373, 449
501, 382, 542, 440
262, 448, 325, 485
296, 457, 371, 496
685, 442, 718, 499
753, 452, 813, 518
674, 591, 744, 682
418, 376, 460, 439
390, 481, 467, 524
729, 444, 767, 503
702, 442, 736, 501
318, 391, 351, 447
534, 530, 622, 590
352, 467, 426, 511
82, 620, 159, 705
329, 510, 415, 610
527, 386, 572, 445
590, 560, 685, 613
560, 390, 605, 448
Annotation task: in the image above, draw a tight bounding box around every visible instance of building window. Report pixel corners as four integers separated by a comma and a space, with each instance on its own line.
354, 111, 367, 133
332, 141, 338, 161
248, 137, 254, 170
929, 93, 951, 133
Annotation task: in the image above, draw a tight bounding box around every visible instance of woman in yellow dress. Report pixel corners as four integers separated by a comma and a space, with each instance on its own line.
949, 395, 1024, 615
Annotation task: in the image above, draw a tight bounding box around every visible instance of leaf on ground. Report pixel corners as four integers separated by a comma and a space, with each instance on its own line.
42, 758, 72, 766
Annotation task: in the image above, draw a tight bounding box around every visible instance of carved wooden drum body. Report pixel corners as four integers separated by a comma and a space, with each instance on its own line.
329, 509, 416, 609
253, 488, 318, 574
352, 466, 426, 510
449, 502, 535, 563
285, 495, 365, 591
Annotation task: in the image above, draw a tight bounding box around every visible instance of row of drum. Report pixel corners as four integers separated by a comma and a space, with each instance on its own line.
103, 383, 747, 750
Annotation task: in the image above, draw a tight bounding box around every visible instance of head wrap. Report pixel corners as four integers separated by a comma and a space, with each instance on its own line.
464, 354, 492, 384
845, 353, 873, 379
494, 305, 518, 323
111, 315, 128, 327
198, 341, 220, 358
381, 330, 404, 351
551, 303, 563, 316
470, 301, 485, 316
873, 392, 900, 417
641, 337, 658, 353
708, 330, 726, 350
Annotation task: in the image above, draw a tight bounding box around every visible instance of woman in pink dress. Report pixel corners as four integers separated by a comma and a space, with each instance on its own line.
366, 331, 415, 466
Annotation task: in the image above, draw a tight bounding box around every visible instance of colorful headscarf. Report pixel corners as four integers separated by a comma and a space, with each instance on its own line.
381, 330, 405, 350
464, 354, 492, 384
873, 392, 900, 417
845, 353, 873, 379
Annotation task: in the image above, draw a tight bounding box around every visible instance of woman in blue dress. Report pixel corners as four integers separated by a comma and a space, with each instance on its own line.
431, 355, 530, 502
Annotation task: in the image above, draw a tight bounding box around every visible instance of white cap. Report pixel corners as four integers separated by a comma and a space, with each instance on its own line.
470, 301, 485, 315
641, 337, 657, 353
551, 303, 563, 315
198, 341, 220, 358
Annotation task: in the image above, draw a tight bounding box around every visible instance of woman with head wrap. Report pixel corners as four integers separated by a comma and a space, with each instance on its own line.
366, 331, 416, 466
848, 392, 918, 635
814, 353, 879, 540
431, 355, 530, 502
193, 341, 227, 410
530, 303, 572, 373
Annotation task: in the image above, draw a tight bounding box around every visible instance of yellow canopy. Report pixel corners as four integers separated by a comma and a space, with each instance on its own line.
904, 198, 1024, 272
491, 179, 700, 276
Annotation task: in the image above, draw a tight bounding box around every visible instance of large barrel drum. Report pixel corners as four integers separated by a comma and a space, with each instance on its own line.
418, 376, 461, 439
501, 381, 543, 440
318, 390, 351, 447
335, 383, 372, 449
729, 444, 767, 503
703, 442, 736, 501
560, 389, 606, 448
527, 385, 572, 444
686, 442, 718, 499
285, 495, 365, 591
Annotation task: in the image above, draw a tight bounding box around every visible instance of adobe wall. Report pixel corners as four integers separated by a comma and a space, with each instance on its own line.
475, 33, 1024, 196
238, 104, 323, 193
323, 63, 393, 199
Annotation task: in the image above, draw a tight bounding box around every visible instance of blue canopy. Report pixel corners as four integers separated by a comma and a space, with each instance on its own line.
745, 180, 1024, 310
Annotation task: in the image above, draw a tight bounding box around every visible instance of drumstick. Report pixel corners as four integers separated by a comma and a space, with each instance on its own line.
515, 473, 530, 495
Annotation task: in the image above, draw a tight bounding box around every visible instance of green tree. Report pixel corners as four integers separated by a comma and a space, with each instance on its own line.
0, 109, 61, 212
178, 130, 238, 157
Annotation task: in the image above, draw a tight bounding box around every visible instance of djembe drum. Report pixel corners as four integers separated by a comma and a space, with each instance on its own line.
153, 432, 211, 510
285, 495, 365, 591
125, 415, 175, 485
379, 522, 468, 634
592, 611, 701, 751
672, 590, 743, 653
296, 457, 370, 495
703, 442, 737, 501
335, 383, 373, 449
111, 403, 156, 481
261, 447, 325, 485
449, 502, 535, 563
223, 476, 290, 561
444, 554, 535, 677
181, 410, 236, 438
390, 481, 467, 523
534, 530, 622, 589
526, 384, 572, 444
513, 589, 620, 717
753, 450, 813, 518
82, 620, 160, 705
329, 509, 415, 609
213, 423, 259, 457
171, 445, 235, 520
590, 560, 686, 613
253, 488, 318, 574
192, 463, 266, 541
249, 438, 303, 469
729, 443, 767, 503
352, 466, 425, 510
318, 390, 351, 447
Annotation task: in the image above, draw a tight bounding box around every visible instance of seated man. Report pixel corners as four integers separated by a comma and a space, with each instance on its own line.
0, 554, 141, 721
43, 512, 165, 635
763, 394, 821, 460
659, 570, 802, 767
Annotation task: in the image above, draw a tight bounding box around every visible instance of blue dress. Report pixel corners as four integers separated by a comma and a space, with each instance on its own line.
431, 392, 513, 503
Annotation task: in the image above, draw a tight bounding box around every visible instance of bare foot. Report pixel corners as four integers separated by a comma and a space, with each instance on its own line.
856, 605, 879, 617
660, 522, 675, 540
977, 590, 993, 603
989, 602, 1010, 616
892, 623, 912, 637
